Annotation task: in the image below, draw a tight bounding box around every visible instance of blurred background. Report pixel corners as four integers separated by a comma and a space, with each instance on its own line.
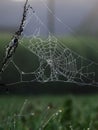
0, 0, 98, 94
0, 0, 98, 36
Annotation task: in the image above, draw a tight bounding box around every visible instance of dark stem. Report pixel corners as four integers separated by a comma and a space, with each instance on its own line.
15, 0, 29, 36
0, 0, 29, 73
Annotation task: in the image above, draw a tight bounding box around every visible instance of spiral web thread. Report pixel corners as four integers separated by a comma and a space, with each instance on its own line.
0, 1, 98, 129
0, 0, 98, 87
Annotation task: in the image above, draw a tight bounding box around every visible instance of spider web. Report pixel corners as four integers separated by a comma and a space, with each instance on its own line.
0, 0, 98, 86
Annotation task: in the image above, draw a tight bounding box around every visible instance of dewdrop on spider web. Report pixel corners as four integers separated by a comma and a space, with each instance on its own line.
0, 0, 98, 87
6, 16, 98, 86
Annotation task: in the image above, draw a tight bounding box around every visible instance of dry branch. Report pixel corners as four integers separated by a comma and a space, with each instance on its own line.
1, 0, 29, 72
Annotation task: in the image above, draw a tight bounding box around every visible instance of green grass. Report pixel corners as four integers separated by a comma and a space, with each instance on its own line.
0, 95, 98, 130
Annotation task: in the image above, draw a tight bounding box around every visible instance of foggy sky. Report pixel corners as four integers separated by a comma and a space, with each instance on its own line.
0, 0, 97, 34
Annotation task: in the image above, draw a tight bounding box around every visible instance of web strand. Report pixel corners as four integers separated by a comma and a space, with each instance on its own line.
0, 1, 98, 87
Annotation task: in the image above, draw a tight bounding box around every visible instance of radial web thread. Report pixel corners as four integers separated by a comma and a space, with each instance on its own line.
0, 0, 98, 87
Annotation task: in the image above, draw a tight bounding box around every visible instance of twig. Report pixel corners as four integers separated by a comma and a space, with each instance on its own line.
0, 0, 29, 73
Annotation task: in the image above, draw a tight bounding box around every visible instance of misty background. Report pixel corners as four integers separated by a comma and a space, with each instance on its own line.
0, 0, 98, 94
0, 0, 98, 36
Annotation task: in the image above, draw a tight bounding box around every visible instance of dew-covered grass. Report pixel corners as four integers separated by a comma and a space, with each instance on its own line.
0, 95, 98, 130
